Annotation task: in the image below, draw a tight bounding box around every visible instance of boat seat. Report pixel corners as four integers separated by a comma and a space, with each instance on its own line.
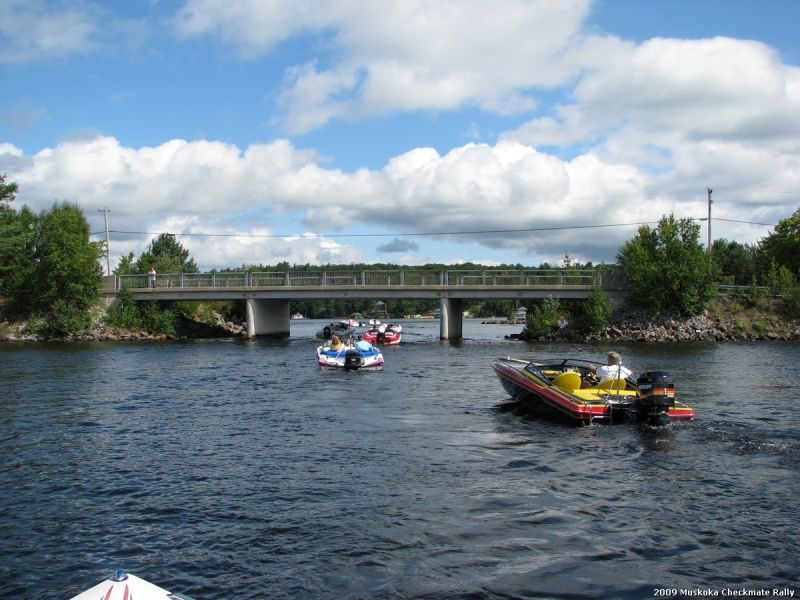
593, 377, 627, 391
552, 371, 582, 392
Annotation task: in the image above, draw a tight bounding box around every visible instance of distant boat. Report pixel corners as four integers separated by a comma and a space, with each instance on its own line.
315, 321, 355, 339
291, 312, 305, 320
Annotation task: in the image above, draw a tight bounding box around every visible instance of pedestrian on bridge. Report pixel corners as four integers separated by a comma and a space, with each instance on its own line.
148, 267, 157, 288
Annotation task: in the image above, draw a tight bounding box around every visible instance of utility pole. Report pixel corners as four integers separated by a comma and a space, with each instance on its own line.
98, 207, 111, 275
706, 187, 712, 252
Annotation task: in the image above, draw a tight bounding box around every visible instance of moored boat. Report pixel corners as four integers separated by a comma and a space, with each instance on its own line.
317, 339, 384, 370
362, 324, 402, 345
491, 357, 695, 426
70, 569, 196, 600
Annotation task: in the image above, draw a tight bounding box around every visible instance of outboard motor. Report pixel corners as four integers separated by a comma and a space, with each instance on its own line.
636, 371, 675, 426
323, 325, 332, 339
343, 349, 363, 371
377, 330, 386, 343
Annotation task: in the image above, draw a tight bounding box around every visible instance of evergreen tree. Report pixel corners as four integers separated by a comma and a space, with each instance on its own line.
134, 233, 198, 274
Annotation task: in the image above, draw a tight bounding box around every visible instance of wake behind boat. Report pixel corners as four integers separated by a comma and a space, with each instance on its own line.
70, 569, 196, 600
317, 338, 384, 370
492, 357, 695, 426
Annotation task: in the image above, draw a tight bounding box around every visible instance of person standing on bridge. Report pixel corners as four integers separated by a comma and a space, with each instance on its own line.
148, 266, 157, 288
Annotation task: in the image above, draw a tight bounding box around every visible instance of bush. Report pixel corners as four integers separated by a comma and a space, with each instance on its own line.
782, 287, 800, 319
104, 287, 142, 330
573, 289, 612, 333
524, 297, 561, 337
139, 302, 177, 335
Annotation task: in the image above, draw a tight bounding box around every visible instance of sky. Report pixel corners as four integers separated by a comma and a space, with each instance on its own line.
1, 0, 799, 273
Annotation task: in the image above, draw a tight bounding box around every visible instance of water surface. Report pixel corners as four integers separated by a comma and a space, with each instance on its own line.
1, 320, 798, 598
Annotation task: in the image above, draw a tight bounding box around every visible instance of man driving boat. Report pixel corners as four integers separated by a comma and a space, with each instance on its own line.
590, 351, 633, 383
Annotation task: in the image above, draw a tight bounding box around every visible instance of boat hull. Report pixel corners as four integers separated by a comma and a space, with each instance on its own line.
492, 357, 695, 426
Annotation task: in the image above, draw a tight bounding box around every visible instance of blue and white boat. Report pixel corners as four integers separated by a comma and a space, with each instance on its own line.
316, 339, 384, 370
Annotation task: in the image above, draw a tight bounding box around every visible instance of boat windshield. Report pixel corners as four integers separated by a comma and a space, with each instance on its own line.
523, 363, 546, 378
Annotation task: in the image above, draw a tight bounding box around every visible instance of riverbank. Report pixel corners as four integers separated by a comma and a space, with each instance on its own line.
2, 296, 798, 343
0, 311, 245, 342
520, 296, 800, 343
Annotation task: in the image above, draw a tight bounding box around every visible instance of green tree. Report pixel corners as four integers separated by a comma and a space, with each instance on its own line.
22, 203, 103, 333
617, 214, 715, 316
114, 251, 136, 276
0, 175, 23, 292
710, 239, 757, 285
758, 209, 800, 279
524, 297, 561, 337
0, 173, 18, 207
134, 233, 198, 274
573, 289, 612, 333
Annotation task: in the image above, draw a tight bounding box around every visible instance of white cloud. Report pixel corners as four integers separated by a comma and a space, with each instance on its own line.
174, 0, 591, 131
6, 133, 774, 270
0, 0, 98, 63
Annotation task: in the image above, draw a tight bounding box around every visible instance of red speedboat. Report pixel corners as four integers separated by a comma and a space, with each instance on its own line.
491, 357, 695, 426
362, 324, 401, 345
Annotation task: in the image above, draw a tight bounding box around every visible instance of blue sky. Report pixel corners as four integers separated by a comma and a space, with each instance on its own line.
2, 0, 799, 272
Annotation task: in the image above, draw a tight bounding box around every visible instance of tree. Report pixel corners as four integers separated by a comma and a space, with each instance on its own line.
572, 289, 612, 333
134, 233, 198, 274
21, 203, 103, 333
710, 239, 757, 285
617, 214, 715, 316
0, 173, 18, 207
758, 209, 800, 279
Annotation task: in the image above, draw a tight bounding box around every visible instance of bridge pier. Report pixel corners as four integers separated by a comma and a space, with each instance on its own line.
439, 298, 463, 341
246, 299, 290, 338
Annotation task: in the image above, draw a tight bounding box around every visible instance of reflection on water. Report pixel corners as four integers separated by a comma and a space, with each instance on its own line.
0, 322, 798, 598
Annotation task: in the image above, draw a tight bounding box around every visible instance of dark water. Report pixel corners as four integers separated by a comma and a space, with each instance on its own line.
1, 320, 798, 599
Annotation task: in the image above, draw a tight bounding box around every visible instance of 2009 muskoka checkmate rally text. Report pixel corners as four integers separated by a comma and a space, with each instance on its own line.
654, 589, 795, 598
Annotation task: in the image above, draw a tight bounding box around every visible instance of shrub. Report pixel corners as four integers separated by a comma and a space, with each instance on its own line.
573, 289, 612, 333
524, 297, 561, 337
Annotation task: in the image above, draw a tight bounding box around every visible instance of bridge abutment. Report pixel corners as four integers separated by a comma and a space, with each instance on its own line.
246, 299, 290, 338
439, 298, 463, 341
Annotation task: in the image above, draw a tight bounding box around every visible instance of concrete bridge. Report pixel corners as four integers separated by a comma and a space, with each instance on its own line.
110, 268, 627, 340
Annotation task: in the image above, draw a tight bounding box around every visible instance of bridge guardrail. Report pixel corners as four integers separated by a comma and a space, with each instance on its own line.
118, 269, 601, 290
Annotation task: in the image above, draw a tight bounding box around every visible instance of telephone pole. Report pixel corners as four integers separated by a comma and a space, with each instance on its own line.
706, 187, 712, 252
98, 207, 111, 275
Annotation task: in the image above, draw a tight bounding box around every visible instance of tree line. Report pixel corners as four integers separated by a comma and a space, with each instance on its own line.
1, 173, 798, 336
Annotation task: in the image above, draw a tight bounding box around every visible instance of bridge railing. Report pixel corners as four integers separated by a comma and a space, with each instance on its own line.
118, 269, 600, 289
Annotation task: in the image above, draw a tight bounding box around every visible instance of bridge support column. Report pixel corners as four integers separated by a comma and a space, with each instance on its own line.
439, 298, 463, 341
246, 299, 290, 338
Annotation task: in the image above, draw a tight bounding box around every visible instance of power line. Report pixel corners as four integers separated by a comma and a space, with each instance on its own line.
100, 221, 660, 239
89, 215, 776, 240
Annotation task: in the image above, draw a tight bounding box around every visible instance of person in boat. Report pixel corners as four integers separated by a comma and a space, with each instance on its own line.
330, 335, 344, 351
590, 351, 633, 383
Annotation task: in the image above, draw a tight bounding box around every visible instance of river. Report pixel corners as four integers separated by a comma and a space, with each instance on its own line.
1, 319, 798, 599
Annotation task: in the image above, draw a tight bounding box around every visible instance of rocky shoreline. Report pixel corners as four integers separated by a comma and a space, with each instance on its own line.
0, 313, 246, 343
